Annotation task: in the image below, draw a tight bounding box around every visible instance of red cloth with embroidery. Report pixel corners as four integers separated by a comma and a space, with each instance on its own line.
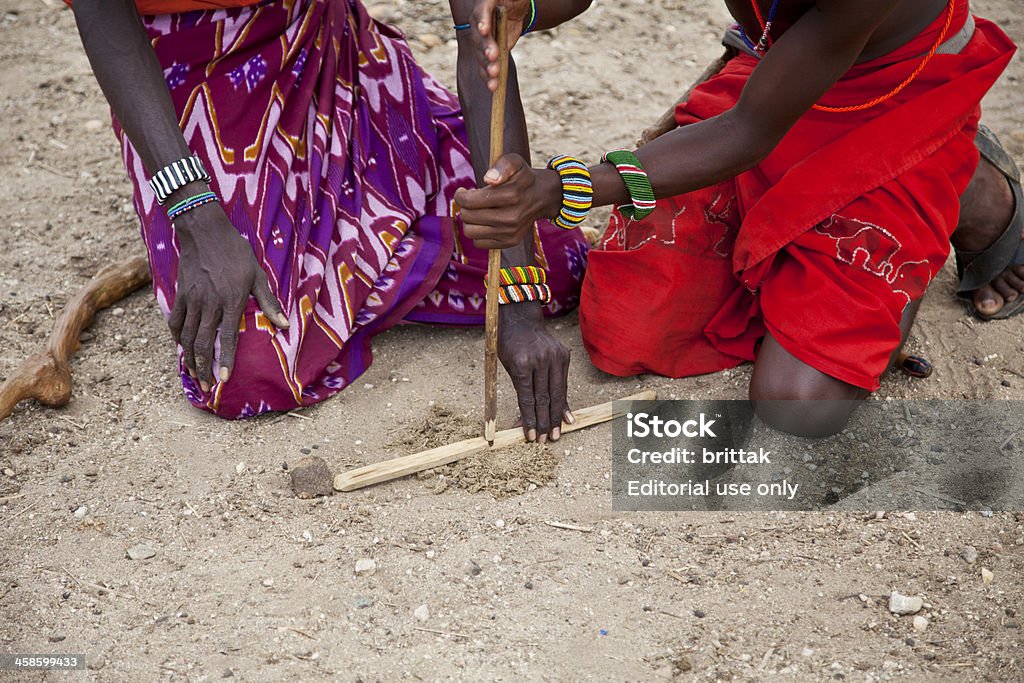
580, 7, 1015, 390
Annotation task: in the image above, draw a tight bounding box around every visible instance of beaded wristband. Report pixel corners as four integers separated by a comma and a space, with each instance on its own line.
491, 266, 547, 287
167, 191, 219, 221
602, 150, 656, 221
546, 155, 593, 230
523, 0, 538, 34
149, 155, 211, 205
497, 283, 552, 305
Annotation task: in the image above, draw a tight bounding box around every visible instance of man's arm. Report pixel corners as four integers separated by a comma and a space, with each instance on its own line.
73, 0, 288, 392
455, 0, 902, 246
450, 0, 581, 443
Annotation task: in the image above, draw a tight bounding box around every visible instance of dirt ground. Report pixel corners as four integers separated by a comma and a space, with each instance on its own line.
2, 0, 1023, 680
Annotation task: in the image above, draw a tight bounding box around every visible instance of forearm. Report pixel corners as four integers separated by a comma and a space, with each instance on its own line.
73, 0, 192, 177
454, 22, 536, 272
530, 0, 593, 32
588, 109, 772, 210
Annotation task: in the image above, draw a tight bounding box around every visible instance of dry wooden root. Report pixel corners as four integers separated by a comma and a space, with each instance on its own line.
636, 49, 734, 147
0, 256, 152, 422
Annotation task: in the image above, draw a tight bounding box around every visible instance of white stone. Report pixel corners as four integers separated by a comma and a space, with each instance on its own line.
888, 591, 923, 615
981, 568, 994, 584
413, 604, 430, 622
73, 506, 88, 520
912, 616, 928, 632
354, 558, 377, 576
126, 544, 156, 561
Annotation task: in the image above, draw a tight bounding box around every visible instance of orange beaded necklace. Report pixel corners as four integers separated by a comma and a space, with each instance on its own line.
749, 0, 957, 112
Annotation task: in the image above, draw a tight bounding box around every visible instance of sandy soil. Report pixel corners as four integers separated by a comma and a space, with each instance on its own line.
2, 0, 1023, 680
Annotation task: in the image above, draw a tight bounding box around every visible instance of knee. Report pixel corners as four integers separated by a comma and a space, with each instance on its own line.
749, 371, 859, 438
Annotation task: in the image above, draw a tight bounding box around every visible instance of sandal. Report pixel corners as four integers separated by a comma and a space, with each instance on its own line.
955, 125, 1024, 320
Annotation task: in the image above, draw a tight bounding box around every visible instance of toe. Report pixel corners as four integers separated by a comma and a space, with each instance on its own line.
994, 277, 1019, 303
974, 284, 1004, 316
1005, 270, 1024, 293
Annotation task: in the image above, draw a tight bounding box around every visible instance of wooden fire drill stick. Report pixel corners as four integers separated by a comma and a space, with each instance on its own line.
483, 7, 511, 445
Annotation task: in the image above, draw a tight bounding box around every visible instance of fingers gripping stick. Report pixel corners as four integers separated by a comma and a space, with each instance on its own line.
483, 7, 510, 446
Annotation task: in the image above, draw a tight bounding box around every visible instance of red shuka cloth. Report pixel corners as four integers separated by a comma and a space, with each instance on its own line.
580, 7, 1015, 391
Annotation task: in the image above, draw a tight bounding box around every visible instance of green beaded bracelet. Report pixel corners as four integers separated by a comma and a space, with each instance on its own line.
602, 150, 656, 221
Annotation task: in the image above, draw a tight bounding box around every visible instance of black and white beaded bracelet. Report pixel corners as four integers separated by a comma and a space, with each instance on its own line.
148, 155, 211, 205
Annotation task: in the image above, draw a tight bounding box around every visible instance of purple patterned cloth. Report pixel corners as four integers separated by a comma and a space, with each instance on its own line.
114, 0, 588, 418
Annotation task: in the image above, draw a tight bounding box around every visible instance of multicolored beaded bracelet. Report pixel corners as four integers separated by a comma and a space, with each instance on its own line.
497, 283, 552, 306
546, 155, 593, 230
523, 0, 538, 34
497, 266, 546, 287
167, 191, 219, 221
602, 150, 656, 221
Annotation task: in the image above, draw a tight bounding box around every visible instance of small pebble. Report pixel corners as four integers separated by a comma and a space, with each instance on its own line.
235, 462, 247, 475
354, 596, 373, 609
693, 609, 706, 619
494, 519, 505, 529
49, 634, 66, 643
262, 578, 274, 588
888, 591, 923, 615
2, 468, 14, 478
425, 550, 436, 559
289, 456, 334, 499
354, 558, 377, 576
73, 506, 88, 520
913, 615, 929, 632
981, 568, 994, 584
83, 119, 104, 132
126, 544, 156, 561
961, 545, 978, 564
413, 604, 430, 622
417, 33, 442, 49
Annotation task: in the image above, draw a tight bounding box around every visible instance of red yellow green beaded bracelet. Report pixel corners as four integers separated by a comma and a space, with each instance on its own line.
491, 266, 546, 287
602, 150, 656, 221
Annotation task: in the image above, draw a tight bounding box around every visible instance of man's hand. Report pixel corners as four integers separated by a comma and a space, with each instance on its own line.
455, 153, 562, 250
499, 302, 574, 442
469, 0, 532, 91
168, 200, 289, 391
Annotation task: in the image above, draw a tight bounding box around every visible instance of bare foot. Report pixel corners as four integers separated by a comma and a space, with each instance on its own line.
952, 156, 1021, 317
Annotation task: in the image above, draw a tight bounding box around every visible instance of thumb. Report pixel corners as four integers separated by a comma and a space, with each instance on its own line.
483, 154, 525, 185
252, 272, 290, 329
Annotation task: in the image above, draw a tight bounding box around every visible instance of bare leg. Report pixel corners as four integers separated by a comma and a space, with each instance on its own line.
750, 299, 921, 437
951, 157, 1020, 316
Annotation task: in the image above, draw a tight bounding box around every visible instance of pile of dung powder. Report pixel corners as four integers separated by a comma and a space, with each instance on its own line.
398, 405, 559, 498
